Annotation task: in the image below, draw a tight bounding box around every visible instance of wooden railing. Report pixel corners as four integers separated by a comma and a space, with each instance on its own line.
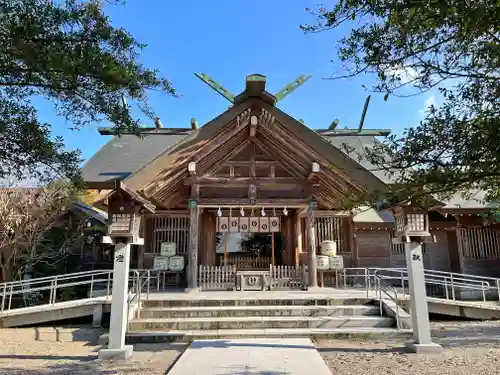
218, 255, 271, 270
198, 265, 236, 291
270, 265, 306, 290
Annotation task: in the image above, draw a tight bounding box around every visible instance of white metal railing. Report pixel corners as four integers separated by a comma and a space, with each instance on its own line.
372, 268, 500, 302
0, 269, 176, 314
2, 266, 500, 329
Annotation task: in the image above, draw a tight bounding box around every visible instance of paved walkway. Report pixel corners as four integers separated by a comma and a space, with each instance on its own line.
167, 338, 332, 375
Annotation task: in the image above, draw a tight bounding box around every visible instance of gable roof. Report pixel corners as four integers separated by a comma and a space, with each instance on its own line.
124, 101, 254, 193
326, 135, 393, 183
82, 129, 191, 183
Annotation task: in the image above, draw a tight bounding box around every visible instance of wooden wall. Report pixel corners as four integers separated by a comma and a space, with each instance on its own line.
354, 224, 453, 272
355, 230, 392, 268
456, 226, 500, 277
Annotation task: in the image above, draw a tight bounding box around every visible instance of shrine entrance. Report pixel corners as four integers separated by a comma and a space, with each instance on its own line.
215, 214, 284, 270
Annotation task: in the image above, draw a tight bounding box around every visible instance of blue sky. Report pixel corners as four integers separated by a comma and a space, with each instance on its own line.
38, 0, 433, 163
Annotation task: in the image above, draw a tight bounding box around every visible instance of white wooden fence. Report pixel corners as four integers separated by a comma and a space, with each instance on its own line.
198, 264, 307, 291
270, 265, 307, 290
198, 265, 236, 291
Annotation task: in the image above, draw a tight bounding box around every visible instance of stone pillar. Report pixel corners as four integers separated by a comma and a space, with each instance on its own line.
98, 241, 133, 360
306, 207, 318, 288
188, 200, 199, 290
92, 304, 103, 328
405, 241, 442, 353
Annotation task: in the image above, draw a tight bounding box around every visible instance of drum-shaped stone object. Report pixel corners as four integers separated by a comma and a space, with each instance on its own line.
168, 255, 185, 271
320, 240, 337, 256
317, 255, 330, 270
329, 255, 344, 270
160, 242, 176, 257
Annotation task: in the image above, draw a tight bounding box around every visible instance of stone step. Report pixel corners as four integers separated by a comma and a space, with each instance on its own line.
125, 327, 411, 343
138, 305, 380, 319
128, 316, 393, 331
142, 298, 373, 308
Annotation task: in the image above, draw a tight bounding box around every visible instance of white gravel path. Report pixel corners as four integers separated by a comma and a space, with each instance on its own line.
0, 328, 186, 375
317, 321, 500, 375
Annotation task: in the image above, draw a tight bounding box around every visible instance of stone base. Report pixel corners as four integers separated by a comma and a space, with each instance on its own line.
98, 345, 133, 360
405, 342, 443, 354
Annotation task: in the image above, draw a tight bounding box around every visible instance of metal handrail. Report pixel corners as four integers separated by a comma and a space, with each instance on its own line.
367, 269, 402, 329
0, 269, 145, 314
322, 268, 401, 329
373, 267, 500, 302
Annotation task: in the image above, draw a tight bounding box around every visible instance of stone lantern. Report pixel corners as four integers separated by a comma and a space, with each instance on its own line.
99, 185, 154, 361
391, 202, 441, 354
393, 205, 431, 240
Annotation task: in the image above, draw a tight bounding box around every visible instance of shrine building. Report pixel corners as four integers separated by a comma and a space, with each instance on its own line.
82, 74, 500, 289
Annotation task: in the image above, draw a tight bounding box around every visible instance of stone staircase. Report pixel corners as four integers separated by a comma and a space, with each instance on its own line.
126, 296, 408, 343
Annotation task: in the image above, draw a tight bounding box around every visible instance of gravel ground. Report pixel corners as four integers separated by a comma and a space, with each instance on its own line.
0, 328, 186, 375
317, 321, 500, 375
2, 322, 500, 375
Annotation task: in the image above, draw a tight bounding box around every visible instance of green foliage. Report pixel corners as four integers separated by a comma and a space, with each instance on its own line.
302, 2, 500, 205
0, 0, 176, 183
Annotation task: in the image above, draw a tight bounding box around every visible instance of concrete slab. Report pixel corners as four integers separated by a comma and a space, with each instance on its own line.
167, 338, 332, 375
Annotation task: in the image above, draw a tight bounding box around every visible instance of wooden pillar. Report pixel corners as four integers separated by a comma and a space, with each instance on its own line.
296, 214, 303, 256
188, 202, 200, 289
447, 228, 462, 273
202, 212, 217, 266
188, 180, 200, 289
346, 216, 357, 268
306, 206, 318, 288
282, 215, 294, 265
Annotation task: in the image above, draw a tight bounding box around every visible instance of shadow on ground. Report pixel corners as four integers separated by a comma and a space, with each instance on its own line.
431, 325, 500, 348
211, 364, 289, 375
189, 340, 315, 351
1, 364, 155, 375
0, 343, 187, 375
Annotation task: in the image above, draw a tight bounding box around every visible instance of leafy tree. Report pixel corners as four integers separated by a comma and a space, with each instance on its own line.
0, 0, 176, 184
302, 2, 500, 206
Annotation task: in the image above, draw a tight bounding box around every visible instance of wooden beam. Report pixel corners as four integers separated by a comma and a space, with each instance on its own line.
198, 198, 309, 207
84, 181, 121, 190
190, 176, 306, 186
203, 138, 251, 177
152, 129, 248, 202
249, 142, 256, 178
144, 117, 248, 198
225, 161, 281, 167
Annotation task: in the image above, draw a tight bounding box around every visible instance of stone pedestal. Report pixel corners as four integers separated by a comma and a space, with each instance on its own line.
405, 242, 442, 354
